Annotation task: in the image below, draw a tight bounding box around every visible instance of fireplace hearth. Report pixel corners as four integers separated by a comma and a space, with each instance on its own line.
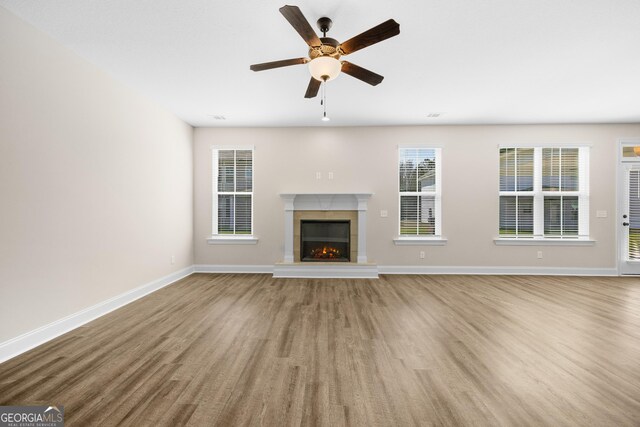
300, 220, 350, 262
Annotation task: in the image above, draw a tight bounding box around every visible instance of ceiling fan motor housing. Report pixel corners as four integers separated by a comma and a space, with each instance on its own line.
309, 17, 342, 60
309, 37, 342, 60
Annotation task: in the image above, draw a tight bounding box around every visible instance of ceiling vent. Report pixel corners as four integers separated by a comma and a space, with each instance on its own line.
209, 115, 226, 120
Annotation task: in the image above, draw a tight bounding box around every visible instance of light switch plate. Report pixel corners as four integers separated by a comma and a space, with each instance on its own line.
380, 210, 388, 218
596, 210, 607, 218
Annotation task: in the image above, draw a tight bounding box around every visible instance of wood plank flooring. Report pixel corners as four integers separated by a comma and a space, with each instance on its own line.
1, 273, 640, 426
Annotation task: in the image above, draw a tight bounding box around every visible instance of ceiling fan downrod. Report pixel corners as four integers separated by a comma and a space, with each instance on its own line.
317, 17, 332, 37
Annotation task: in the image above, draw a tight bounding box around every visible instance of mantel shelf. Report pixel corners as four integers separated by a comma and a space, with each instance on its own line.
279, 192, 373, 196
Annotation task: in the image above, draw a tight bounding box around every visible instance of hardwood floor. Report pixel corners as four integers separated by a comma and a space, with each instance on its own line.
1, 274, 640, 426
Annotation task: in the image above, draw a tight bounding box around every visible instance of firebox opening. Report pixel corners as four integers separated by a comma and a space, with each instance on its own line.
300, 220, 350, 262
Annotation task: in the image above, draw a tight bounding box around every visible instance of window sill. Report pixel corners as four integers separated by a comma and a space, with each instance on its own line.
207, 236, 259, 245
393, 237, 448, 246
493, 237, 595, 246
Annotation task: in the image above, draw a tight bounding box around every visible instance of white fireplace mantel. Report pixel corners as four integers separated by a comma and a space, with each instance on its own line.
279, 193, 372, 264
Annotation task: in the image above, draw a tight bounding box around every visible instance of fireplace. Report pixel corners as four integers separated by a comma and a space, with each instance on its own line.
300, 220, 350, 262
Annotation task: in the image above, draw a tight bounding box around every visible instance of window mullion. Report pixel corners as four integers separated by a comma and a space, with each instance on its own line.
434, 148, 442, 236
415, 158, 419, 236
560, 195, 564, 236
558, 148, 563, 191
232, 150, 237, 234
578, 147, 589, 237
415, 194, 420, 236
533, 147, 543, 237
514, 149, 519, 236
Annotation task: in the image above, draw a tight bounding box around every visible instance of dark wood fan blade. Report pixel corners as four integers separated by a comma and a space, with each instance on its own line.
250, 57, 307, 72
304, 77, 321, 98
341, 61, 384, 86
340, 19, 400, 55
279, 5, 322, 47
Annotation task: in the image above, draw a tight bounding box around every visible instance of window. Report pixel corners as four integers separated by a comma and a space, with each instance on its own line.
212, 147, 253, 237
499, 146, 589, 239
398, 147, 442, 237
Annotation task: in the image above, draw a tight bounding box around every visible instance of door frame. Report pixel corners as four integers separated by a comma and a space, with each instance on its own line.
617, 138, 640, 275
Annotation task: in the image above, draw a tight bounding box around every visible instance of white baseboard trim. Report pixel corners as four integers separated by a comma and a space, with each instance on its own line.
378, 265, 618, 276
0, 266, 194, 364
273, 263, 379, 279
194, 264, 274, 274
195, 263, 380, 278
194, 264, 618, 277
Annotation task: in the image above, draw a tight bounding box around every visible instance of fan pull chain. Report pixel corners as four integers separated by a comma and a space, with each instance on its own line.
321, 80, 329, 121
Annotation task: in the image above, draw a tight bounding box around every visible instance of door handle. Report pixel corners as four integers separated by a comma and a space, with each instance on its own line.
623, 222, 630, 226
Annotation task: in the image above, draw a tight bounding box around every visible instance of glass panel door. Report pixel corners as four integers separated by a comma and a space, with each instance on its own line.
620, 161, 640, 274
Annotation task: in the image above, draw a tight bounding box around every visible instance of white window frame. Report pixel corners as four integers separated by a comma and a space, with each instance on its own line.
208, 145, 258, 245
394, 146, 447, 245
495, 145, 593, 246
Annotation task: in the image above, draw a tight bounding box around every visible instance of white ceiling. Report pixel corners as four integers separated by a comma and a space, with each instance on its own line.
2, 0, 640, 127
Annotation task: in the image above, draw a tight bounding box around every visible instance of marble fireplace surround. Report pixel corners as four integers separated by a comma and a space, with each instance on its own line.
276, 193, 378, 278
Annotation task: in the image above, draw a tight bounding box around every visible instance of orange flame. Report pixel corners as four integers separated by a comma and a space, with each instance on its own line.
310, 246, 342, 259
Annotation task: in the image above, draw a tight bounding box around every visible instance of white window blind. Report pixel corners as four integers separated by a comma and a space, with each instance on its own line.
499, 148, 534, 236
628, 170, 640, 259
499, 146, 589, 239
213, 148, 253, 235
399, 148, 441, 236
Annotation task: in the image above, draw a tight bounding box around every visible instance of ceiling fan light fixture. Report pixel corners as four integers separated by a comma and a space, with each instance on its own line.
308, 56, 341, 82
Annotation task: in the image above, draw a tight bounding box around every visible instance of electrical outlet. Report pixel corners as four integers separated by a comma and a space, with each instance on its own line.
596, 210, 607, 218
419, 251, 425, 259
380, 210, 388, 218
171, 255, 175, 264
537, 251, 543, 259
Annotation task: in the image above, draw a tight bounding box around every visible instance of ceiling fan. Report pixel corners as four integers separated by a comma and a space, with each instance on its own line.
250, 5, 400, 99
